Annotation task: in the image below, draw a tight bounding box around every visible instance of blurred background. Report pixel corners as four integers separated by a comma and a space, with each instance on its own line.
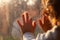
0, 0, 48, 40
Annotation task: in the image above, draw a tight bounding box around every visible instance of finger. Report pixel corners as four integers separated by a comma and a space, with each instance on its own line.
44, 15, 52, 29
25, 12, 29, 22
17, 20, 22, 28
32, 21, 36, 29
22, 14, 25, 23
44, 15, 50, 24
39, 19, 43, 27
43, 9, 50, 16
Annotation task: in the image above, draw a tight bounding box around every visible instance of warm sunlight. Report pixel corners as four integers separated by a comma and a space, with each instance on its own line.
27, 0, 36, 6
0, 0, 11, 7
2, 0, 11, 3
0, 0, 2, 5
42, 0, 49, 9
0, 0, 11, 4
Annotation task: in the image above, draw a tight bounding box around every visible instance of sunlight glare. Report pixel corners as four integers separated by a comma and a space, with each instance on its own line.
0, 0, 11, 7
27, 0, 36, 6
0, 0, 2, 5
3, 0, 11, 3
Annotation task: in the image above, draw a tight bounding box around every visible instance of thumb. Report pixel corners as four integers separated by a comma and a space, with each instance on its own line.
39, 19, 43, 28
32, 21, 36, 29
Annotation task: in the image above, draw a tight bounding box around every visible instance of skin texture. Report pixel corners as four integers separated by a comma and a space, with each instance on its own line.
39, 9, 52, 32
17, 12, 36, 34
39, 15, 52, 32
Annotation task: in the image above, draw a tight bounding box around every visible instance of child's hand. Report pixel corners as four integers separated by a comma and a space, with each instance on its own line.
17, 12, 36, 34
39, 15, 52, 32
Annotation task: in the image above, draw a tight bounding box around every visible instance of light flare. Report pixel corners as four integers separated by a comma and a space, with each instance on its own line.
27, 0, 36, 6
0, 0, 11, 7
2, 0, 11, 3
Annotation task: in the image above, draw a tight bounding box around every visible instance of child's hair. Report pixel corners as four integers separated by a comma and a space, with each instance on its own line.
48, 0, 60, 20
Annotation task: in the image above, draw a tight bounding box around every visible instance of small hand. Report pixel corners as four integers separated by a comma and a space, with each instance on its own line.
39, 15, 52, 32
17, 12, 36, 34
